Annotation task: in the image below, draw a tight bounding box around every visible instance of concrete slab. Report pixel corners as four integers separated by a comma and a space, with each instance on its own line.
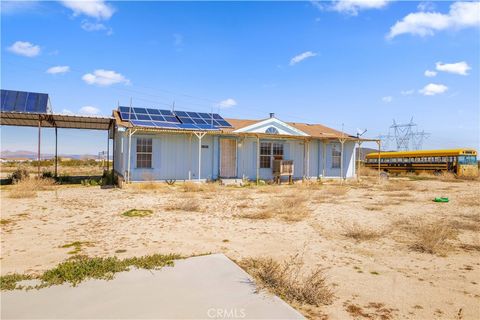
1, 253, 304, 319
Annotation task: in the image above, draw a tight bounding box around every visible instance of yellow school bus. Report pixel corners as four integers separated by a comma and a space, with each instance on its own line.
364, 149, 478, 177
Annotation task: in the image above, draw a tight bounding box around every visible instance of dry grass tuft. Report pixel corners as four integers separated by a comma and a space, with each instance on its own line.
321, 185, 350, 197
165, 198, 200, 212
343, 223, 386, 241
8, 178, 56, 198
408, 221, 458, 255
239, 254, 333, 307
357, 166, 379, 177
238, 193, 310, 222
182, 181, 219, 193
237, 210, 273, 220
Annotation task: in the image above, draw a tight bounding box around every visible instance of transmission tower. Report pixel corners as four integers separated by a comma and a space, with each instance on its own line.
378, 118, 429, 151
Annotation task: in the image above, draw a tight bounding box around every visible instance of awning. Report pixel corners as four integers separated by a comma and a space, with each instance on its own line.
0, 111, 114, 130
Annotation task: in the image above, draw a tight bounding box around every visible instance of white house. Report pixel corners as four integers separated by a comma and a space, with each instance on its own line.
112, 108, 360, 183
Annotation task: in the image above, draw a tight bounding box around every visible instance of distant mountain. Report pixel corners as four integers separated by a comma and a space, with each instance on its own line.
356, 147, 379, 161
0, 150, 100, 160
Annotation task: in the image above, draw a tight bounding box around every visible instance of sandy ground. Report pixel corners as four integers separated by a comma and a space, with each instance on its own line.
1, 177, 479, 319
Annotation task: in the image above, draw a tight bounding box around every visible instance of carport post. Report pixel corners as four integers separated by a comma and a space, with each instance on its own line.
37, 116, 41, 177
55, 126, 58, 178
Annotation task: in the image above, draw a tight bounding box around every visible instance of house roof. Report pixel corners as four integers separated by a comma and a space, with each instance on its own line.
113, 110, 363, 140
225, 118, 356, 140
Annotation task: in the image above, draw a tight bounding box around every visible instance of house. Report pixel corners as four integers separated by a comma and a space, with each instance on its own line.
112, 107, 361, 183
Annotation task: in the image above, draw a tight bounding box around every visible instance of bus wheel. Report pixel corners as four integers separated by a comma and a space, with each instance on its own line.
433, 170, 442, 176
380, 171, 389, 179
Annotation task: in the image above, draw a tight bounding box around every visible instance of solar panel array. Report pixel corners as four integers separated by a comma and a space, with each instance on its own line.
1, 89, 50, 114
118, 106, 232, 131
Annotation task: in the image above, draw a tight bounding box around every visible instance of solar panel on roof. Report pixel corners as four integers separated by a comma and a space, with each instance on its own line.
0, 89, 50, 113
172, 110, 232, 128
118, 106, 229, 131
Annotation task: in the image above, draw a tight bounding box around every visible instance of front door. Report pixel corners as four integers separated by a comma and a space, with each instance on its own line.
220, 138, 237, 178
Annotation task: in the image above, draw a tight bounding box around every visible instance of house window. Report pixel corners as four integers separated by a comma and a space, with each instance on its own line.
260, 142, 283, 168
265, 126, 279, 134
136, 138, 152, 168
331, 143, 341, 169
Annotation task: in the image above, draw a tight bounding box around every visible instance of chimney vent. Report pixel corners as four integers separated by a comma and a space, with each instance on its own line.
269, 113, 275, 118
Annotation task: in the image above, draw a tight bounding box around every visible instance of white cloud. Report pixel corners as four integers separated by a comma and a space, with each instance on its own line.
60, 0, 115, 20
290, 51, 317, 66
424, 70, 437, 77
7, 41, 40, 57
82, 69, 130, 86
419, 83, 448, 96
387, 2, 480, 39
81, 20, 113, 35
216, 98, 237, 108
417, 1, 435, 12
382, 96, 393, 103
46, 65, 70, 74
401, 89, 415, 96
436, 61, 470, 75
61, 109, 74, 115
329, 0, 389, 15
79, 106, 100, 115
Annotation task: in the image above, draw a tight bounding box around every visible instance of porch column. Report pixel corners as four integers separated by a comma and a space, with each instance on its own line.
356, 139, 363, 180
322, 140, 326, 178
127, 129, 137, 183
339, 137, 346, 181
256, 135, 260, 185
194, 132, 206, 181
106, 130, 110, 172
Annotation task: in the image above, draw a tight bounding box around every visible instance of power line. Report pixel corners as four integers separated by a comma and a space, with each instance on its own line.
4, 57, 363, 134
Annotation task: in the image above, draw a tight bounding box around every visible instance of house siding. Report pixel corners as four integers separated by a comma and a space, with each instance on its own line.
116, 130, 357, 182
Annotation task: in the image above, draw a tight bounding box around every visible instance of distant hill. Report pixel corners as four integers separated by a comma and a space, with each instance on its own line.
0, 150, 100, 160
356, 147, 379, 161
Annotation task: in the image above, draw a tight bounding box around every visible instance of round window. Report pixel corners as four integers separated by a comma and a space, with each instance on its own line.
265, 127, 279, 134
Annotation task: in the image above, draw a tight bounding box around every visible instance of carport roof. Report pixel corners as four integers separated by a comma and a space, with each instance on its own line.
0, 111, 114, 130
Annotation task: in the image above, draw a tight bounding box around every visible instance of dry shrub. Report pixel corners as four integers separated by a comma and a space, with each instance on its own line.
237, 210, 273, 220
321, 185, 350, 197
295, 180, 323, 191
271, 194, 310, 222
363, 205, 383, 211
239, 254, 333, 307
8, 178, 56, 199
438, 171, 457, 182
133, 182, 166, 190
165, 198, 200, 212
409, 221, 458, 255
182, 181, 219, 193
358, 166, 378, 177
182, 181, 202, 192
237, 194, 310, 222
343, 223, 386, 241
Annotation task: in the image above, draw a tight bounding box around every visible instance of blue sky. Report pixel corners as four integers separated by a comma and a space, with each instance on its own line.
1, 0, 479, 154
